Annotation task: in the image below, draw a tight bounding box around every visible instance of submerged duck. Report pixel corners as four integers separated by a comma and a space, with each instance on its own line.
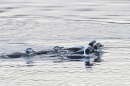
1, 48, 35, 58
1, 47, 52, 59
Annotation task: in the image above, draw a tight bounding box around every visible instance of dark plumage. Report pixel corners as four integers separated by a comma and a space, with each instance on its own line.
64, 46, 84, 52
34, 50, 51, 55
67, 54, 84, 59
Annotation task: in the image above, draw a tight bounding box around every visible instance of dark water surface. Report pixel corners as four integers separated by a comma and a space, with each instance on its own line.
0, 0, 130, 86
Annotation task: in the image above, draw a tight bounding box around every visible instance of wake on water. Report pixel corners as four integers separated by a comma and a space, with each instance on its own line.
0, 43, 105, 67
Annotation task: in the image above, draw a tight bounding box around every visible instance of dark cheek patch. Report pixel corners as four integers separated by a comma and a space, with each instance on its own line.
100, 45, 104, 47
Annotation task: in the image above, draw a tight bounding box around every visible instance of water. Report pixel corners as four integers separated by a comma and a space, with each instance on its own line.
0, 0, 130, 86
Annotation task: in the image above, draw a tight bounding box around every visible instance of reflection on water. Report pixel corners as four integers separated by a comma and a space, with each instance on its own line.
26, 58, 34, 66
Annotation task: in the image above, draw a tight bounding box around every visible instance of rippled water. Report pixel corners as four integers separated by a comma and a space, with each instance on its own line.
0, 0, 130, 86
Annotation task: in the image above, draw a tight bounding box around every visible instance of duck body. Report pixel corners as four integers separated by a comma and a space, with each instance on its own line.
66, 41, 104, 62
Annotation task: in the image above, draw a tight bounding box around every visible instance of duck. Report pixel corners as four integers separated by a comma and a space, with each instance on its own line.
1, 48, 35, 58
66, 40, 104, 64
1, 47, 52, 58
68, 40, 96, 54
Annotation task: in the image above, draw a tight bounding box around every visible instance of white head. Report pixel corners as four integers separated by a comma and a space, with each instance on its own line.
53, 46, 63, 53
26, 48, 35, 54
